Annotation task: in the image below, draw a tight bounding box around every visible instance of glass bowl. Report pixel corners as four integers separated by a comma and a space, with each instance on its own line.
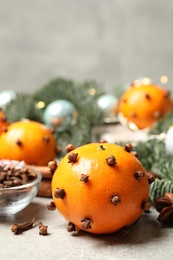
0, 168, 42, 216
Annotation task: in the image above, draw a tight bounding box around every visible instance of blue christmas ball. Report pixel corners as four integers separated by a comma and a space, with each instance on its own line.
97, 94, 118, 119
0, 90, 17, 108
43, 99, 78, 132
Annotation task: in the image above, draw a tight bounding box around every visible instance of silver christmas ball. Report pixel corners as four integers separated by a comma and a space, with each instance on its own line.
43, 99, 78, 132
97, 94, 118, 120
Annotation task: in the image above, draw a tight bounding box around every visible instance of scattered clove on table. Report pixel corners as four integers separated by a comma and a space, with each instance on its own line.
11, 217, 36, 234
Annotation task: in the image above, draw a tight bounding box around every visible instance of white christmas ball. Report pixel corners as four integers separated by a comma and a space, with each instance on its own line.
43, 99, 78, 132
165, 126, 173, 155
0, 90, 16, 108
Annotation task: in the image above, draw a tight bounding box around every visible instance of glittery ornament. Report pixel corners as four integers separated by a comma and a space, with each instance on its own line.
97, 94, 118, 121
43, 100, 78, 132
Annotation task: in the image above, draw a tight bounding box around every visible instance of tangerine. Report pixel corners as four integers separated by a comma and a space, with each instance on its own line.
0, 119, 57, 166
118, 82, 173, 129
52, 142, 149, 234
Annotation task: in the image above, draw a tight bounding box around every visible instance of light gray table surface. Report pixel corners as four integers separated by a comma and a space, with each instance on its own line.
0, 196, 173, 260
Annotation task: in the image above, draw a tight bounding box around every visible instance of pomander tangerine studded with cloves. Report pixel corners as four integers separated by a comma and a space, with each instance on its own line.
0, 119, 58, 166
118, 80, 173, 129
51, 142, 150, 234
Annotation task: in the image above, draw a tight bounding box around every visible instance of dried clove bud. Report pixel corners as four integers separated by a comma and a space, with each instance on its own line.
48, 160, 58, 174
68, 153, 78, 163
3, 180, 13, 187
0, 172, 6, 182
146, 171, 155, 184
130, 151, 138, 158
67, 222, 76, 232
54, 188, 66, 199
99, 144, 106, 150
1, 116, 8, 122
81, 218, 91, 230
66, 144, 75, 153
80, 174, 89, 183
146, 170, 161, 184
46, 201, 56, 211
134, 170, 145, 180
11, 218, 35, 234
16, 139, 23, 146
141, 200, 151, 212
38, 222, 48, 235
2, 127, 8, 132
145, 93, 151, 100
55, 146, 62, 156
111, 194, 121, 205
106, 155, 116, 166
119, 226, 130, 236
13, 178, 23, 186
99, 140, 108, 144
124, 143, 133, 152
43, 136, 50, 143
21, 172, 29, 184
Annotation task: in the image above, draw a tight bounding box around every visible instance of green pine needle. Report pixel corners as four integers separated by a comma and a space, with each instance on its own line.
4, 93, 40, 123
150, 179, 173, 204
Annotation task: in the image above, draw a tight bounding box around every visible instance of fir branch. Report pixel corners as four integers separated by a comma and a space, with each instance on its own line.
149, 179, 173, 204
4, 93, 40, 123
33, 78, 105, 151
33, 78, 104, 124
149, 111, 173, 135
118, 138, 173, 203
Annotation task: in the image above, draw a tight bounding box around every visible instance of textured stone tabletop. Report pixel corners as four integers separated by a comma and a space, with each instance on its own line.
0, 196, 173, 260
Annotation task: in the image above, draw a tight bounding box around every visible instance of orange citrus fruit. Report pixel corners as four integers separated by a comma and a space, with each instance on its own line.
0, 108, 9, 134
52, 142, 149, 234
118, 82, 173, 129
0, 119, 57, 166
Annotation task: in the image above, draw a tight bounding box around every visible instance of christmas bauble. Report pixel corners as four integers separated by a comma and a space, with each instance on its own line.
165, 126, 173, 155
0, 90, 17, 108
97, 94, 118, 120
43, 100, 78, 132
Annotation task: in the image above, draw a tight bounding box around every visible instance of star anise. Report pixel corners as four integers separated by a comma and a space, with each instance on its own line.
154, 193, 173, 225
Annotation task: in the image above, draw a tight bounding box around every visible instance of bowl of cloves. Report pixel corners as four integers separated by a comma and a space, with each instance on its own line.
0, 160, 42, 216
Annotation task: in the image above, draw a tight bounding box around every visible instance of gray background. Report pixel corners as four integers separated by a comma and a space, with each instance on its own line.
0, 0, 173, 94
